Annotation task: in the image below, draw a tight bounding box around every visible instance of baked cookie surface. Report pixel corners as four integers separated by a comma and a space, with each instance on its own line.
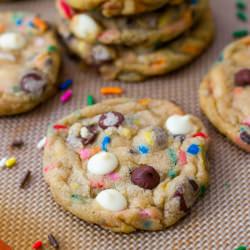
199, 36, 250, 152
43, 98, 209, 233
0, 12, 61, 116
64, 0, 184, 17
57, 0, 207, 47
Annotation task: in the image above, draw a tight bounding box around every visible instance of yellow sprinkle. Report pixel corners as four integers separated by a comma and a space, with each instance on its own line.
70, 182, 80, 191
138, 98, 151, 106
144, 131, 154, 146
5, 157, 16, 168
119, 128, 132, 138
133, 119, 140, 126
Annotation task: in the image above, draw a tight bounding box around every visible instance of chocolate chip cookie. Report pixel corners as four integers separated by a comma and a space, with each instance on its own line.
199, 36, 250, 152
0, 12, 61, 116
43, 98, 209, 233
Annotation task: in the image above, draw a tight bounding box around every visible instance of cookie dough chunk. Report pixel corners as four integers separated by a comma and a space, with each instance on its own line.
0, 12, 61, 116
199, 36, 250, 152
43, 98, 209, 233
63, 0, 184, 17
57, 0, 207, 47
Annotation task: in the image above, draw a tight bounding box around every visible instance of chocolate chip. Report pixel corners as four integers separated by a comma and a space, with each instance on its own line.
48, 234, 59, 249
81, 125, 98, 145
20, 69, 47, 95
173, 188, 188, 212
19, 170, 31, 189
131, 165, 160, 189
11, 139, 24, 148
188, 179, 199, 192
153, 127, 168, 147
240, 131, 250, 144
98, 111, 124, 129
234, 68, 250, 86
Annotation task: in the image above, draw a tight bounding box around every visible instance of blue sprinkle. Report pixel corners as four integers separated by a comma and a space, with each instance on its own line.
102, 136, 111, 151
59, 79, 73, 90
28, 21, 35, 28
138, 145, 149, 154
187, 144, 200, 155
15, 18, 23, 26
143, 220, 152, 229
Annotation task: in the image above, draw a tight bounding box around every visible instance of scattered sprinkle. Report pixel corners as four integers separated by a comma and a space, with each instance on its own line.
37, 137, 47, 150
59, 79, 73, 90
232, 29, 249, 38
168, 169, 177, 179
138, 145, 149, 154
178, 150, 187, 166
33, 17, 47, 32
80, 148, 91, 160
236, 11, 248, 22
166, 148, 177, 166
59, 0, 74, 19
0, 157, 7, 170
192, 132, 208, 139
5, 157, 17, 168
48, 45, 58, 53
187, 144, 200, 155
236, 0, 247, 10
101, 136, 111, 151
71, 194, 87, 203
48, 234, 59, 249
87, 95, 95, 106
143, 220, 152, 229
100, 86, 123, 95
11, 139, 24, 148
53, 124, 67, 130
199, 185, 206, 197
60, 89, 72, 103
32, 240, 43, 249
106, 172, 120, 181
19, 170, 31, 189
234, 246, 247, 250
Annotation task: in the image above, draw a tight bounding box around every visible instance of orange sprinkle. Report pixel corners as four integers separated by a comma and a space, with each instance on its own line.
0, 24, 5, 33
151, 58, 166, 69
181, 44, 200, 54
33, 17, 47, 32
233, 87, 243, 95
138, 98, 151, 106
91, 146, 101, 155
100, 86, 123, 95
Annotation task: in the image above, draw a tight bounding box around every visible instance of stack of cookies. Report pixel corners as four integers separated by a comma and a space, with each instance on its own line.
56, 0, 215, 82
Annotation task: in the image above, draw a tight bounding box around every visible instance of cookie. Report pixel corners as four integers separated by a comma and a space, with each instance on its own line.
63, 0, 184, 17
57, 8, 214, 82
0, 12, 61, 116
57, 0, 207, 47
199, 36, 250, 152
43, 98, 209, 233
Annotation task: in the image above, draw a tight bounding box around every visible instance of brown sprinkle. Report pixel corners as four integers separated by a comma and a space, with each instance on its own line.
48, 234, 59, 249
19, 170, 31, 189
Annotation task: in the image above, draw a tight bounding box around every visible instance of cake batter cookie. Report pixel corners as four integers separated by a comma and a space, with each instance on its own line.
0, 12, 61, 116
57, 0, 207, 47
199, 36, 250, 152
43, 98, 209, 233
57, 9, 214, 82
63, 0, 184, 17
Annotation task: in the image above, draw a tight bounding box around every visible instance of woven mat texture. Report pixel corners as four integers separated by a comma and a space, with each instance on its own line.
0, 0, 249, 249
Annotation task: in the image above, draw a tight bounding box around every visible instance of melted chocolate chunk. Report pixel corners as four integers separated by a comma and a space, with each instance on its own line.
20, 69, 47, 95
131, 165, 160, 189
81, 125, 98, 145
240, 131, 250, 145
98, 111, 124, 129
173, 187, 188, 212
234, 68, 250, 86
188, 179, 199, 192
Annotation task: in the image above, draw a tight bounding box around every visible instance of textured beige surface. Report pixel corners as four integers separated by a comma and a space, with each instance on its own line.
0, 0, 249, 249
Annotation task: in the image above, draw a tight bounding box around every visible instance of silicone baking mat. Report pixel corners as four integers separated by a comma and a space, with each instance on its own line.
0, 0, 249, 249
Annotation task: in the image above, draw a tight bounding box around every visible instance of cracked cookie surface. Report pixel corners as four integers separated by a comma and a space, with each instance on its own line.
43, 98, 209, 233
199, 36, 250, 152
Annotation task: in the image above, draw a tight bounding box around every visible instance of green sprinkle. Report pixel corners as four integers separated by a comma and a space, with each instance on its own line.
232, 29, 249, 38
71, 194, 87, 203
199, 185, 206, 197
236, 0, 247, 10
234, 246, 247, 250
167, 169, 177, 179
166, 148, 177, 166
87, 95, 95, 106
48, 45, 58, 53
237, 11, 248, 22
12, 85, 21, 93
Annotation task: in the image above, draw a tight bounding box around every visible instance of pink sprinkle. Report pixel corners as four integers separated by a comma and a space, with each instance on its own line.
139, 209, 151, 218
60, 89, 72, 103
106, 172, 120, 181
178, 150, 187, 166
242, 117, 250, 126
43, 164, 55, 173
80, 149, 91, 160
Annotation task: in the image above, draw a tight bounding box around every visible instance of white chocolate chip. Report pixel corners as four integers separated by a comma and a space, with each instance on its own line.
80, 127, 89, 138
165, 115, 193, 135
36, 137, 47, 150
68, 123, 82, 137
70, 14, 101, 42
96, 189, 127, 212
0, 157, 7, 170
87, 151, 118, 175
0, 32, 26, 51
